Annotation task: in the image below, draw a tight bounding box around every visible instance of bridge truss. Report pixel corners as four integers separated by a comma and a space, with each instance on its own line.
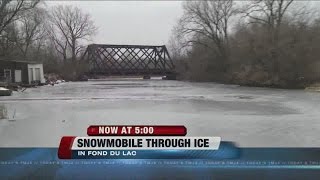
82, 44, 175, 75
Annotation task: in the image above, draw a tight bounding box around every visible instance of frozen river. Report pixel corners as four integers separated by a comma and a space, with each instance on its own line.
0, 79, 320, 147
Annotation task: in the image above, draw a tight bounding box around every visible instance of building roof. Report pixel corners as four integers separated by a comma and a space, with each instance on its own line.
0, 59, 41, 64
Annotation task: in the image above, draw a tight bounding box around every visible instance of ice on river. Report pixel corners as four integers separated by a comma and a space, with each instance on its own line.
0, 79, 320, 147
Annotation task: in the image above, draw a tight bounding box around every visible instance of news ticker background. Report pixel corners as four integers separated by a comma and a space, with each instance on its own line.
2, 143, 320, 179
2, 125, 320, 178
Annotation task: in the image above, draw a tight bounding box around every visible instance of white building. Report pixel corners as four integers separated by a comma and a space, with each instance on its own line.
0, 60, 45, 84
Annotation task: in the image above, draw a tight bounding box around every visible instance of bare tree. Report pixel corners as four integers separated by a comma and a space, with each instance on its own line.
242, 0, 294, 81
177, 0, 236, 60
243, 0, 294, 42
0, 23, 17, 57
172, 0, 320, 87
13, 7, 47, 59
0, 0, 39, 35
49, 5, 97, 63
46, 22, 68, 62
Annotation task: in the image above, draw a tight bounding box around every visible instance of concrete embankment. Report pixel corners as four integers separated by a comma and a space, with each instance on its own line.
305, 83, 320, 92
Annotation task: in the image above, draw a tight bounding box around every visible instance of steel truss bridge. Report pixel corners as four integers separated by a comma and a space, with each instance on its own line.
82, 44, 175, 77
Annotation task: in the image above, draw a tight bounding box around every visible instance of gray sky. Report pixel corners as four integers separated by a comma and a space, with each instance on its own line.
45, 1, 320, 47
46, 1, 184, 46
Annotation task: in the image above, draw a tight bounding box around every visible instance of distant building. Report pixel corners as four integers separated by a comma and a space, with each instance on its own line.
0, 60, 45, 84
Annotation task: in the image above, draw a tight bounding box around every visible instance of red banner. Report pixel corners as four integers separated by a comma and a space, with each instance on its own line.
87, 125, 187, 136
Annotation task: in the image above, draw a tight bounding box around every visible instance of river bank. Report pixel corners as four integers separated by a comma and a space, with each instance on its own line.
177, 72, 320, 90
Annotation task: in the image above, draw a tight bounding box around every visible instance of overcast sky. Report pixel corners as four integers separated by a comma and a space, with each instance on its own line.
45, 1, 320, 47
46, 1, 183, 46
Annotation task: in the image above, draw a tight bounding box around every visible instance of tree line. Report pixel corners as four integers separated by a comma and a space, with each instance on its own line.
169, 0, 320, 88
0, 0, 97, 80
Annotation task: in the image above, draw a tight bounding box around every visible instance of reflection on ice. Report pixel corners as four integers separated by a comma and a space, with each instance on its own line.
0, 105, 7, 119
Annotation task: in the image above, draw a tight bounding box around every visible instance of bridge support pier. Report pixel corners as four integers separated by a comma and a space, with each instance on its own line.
162, 74, 176, 80
143, 75, 151, 79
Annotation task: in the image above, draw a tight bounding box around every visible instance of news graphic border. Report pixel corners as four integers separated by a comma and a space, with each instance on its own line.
58, 136, 221, 159
87, 125, 187, 136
